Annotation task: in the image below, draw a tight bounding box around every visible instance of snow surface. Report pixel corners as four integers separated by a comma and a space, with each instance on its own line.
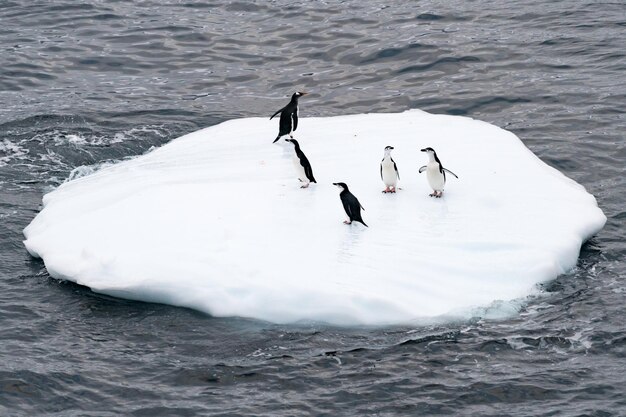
23, 110, 606, 325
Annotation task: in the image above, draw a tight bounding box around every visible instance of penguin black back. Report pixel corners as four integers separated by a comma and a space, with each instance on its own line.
333, 182, 368, 227
285, 139, 316, 184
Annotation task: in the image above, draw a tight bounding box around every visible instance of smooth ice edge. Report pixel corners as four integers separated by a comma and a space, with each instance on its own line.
23, 110, 606, 326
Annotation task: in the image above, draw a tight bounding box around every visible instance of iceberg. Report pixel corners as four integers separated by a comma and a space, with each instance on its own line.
23, 110, 606, 325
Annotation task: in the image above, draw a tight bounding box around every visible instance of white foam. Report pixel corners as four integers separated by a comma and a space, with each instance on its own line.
23, 110, 606, 325
0, 139, 29, 166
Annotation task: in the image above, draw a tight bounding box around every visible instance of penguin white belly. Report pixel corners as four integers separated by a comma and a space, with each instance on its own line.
290, 106, 298, 134
292, 155, 308, 183
426, 163, 445, 191
381, 159, 397, 187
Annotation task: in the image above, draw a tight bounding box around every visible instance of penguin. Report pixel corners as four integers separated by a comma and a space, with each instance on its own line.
285, 139, 316, 188
418, 147, 458, 198
380, 145, 400, 193
270, 91, 308, 143
333, 182, 368, 227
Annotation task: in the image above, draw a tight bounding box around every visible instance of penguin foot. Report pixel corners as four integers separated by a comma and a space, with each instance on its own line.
343, 220, 352, 224
300, 184, 310, 189
429, 192, 437, 197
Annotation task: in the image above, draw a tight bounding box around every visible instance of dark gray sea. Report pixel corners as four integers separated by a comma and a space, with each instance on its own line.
1, 1, 625, 415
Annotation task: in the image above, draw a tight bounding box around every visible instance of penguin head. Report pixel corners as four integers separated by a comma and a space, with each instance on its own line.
292, 91, 308, 100
384, 146, 394, 154
333, 182, 348, 191
284, 138, 299, 147
421, 147, 439, 162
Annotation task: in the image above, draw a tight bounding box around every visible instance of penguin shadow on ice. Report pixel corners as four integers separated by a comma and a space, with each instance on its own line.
336, 216, 366, 263
417, 192, 450, 236
418, 147, 458, 198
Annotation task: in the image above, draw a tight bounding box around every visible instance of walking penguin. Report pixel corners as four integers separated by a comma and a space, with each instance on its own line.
380, 146, 400, 193
285, 139, 316, 188
419, 147, 458, 198
270, 91, 308, 143
333, 182, 368, 227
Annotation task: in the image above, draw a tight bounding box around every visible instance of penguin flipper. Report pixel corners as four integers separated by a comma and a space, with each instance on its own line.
342, 198, 352, 218
292, 111, 298, 131
353, 202, 367, 226
443, 168, 459, 179
380, 163, 383, 180
418, 165, 427, 173
348, 193, 364, 212
270, 106, 285, 120
304, 162, 316, 183
393, 159, 400, 179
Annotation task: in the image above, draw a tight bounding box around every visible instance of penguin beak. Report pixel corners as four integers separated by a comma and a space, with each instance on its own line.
420, 148, 427, 152
299, 92, 308, 96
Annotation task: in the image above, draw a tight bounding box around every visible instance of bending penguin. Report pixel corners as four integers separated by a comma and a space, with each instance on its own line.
419, 147, 458, 198
380, 145, 400, 193
270, 91, 308, 143
333, 182, 368, 227
285, 139, 316, 188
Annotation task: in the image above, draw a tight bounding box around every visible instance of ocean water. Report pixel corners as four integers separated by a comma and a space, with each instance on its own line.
1, 1, 624, 415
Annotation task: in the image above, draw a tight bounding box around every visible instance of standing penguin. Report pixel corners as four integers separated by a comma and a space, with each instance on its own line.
380, 145, 400, 193
270, 91, 308, 143
333, 182, 368, 227
285, 139, 316, 188
419, 147, 458, 198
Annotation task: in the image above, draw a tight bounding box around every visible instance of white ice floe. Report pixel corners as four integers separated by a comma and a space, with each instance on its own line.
23, 110, 606, 325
